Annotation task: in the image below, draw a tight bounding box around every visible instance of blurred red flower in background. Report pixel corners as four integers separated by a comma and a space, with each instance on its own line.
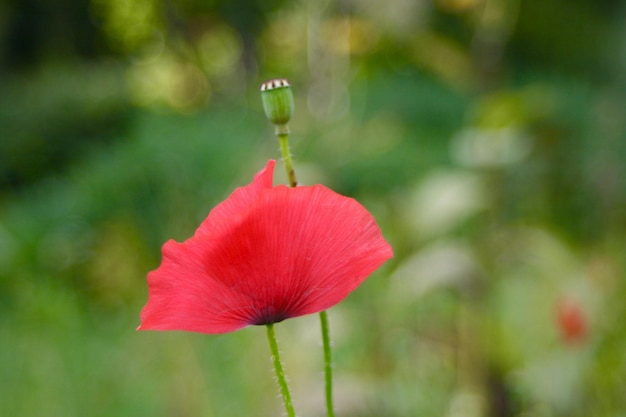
556, 297, 588, 344
138, 160, 393, 334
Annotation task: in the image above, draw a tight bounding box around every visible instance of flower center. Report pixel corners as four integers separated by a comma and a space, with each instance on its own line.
251, 305, 289, 326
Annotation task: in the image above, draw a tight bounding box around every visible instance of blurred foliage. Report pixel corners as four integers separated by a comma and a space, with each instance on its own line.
1, 0, 625, 416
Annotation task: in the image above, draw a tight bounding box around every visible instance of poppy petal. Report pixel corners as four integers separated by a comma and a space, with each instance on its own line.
203, 185, 393, 325
138, 239, 254, 333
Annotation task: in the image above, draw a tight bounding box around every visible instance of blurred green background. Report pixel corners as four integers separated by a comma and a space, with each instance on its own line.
1, 0, 625, 416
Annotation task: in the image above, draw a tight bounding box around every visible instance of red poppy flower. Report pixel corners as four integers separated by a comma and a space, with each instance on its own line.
138, 160, 393, 334
556, 297, 588, 344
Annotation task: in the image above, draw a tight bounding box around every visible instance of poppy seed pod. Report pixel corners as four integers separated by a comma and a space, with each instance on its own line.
260, 79, 294, 126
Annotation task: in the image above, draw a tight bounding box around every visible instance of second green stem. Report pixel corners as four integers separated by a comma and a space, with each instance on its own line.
319, 310, 336, 417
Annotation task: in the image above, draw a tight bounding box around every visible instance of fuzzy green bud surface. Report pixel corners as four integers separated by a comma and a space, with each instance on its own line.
260, 79, 294, 126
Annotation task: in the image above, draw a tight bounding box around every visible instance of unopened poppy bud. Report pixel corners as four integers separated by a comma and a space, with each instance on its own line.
260, 79, 294, 127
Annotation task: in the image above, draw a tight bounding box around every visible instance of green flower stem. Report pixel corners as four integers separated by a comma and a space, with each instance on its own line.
319, 310, 336, 417
266, 324, 296, 417
277, 129, 298, 188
